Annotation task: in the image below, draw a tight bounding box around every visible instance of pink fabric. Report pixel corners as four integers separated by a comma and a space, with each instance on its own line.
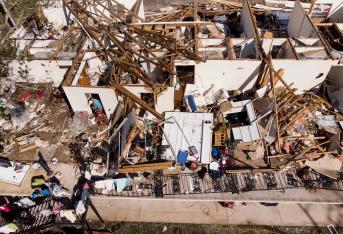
0, 205, 11, 213
36, 90, 45, 99
53, 202, 64, 214
83, 183, 90, 189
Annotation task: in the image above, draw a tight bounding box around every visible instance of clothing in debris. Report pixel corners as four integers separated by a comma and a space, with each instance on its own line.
76, 200, 86, 215
81, 183, 90, 201
60, 210, 77, 223
94, 179, 115, 194
53, 202, 64, 215
14, 198, 35, 208
0, 223, 18, 234
114, 178, 129, 193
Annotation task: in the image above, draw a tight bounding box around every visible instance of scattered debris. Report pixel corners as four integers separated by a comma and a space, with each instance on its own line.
0, 0, 343, 232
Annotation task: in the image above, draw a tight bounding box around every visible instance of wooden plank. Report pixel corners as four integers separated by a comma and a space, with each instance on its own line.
279, 141, 329, 171
226, 37, 236, 60
233, 149, 259, 169
118, 161, 173, 173
308, 0, 317, 15
19, 143, 38, 153
129, 21, 212, 26
264, 58, 294, 93
225, 168, 275, 174
110, 84, 164, 120
194, 0, 199, 58
268, 55, 280, 151
132, 0, 143, 23
207, 0, 243, 8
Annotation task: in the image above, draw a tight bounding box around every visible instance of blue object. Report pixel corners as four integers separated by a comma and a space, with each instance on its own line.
31, 189, 50, 198
212, 147, 219, 158
275, 11, 289, 29
187, 95, 197, 112
31, 191, 39, 199
114, 178, 130, 193
92, 99, 103, 111
177, 150, 188, 165
41, 189, 50, 196
81, 189, 89, 201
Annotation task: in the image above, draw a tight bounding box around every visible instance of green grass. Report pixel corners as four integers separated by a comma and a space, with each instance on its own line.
107, 222, 340, 234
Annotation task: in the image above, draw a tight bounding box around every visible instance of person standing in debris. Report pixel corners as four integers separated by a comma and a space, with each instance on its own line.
89, 98, 103, 112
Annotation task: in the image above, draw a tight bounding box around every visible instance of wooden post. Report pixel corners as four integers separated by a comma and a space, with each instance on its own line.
268, 55, 280, 152
193, 0, 199, 57
308, 0, 316, 16
264, 58, 294, 93
226, 37, 236, 60
110, 82, 164, 120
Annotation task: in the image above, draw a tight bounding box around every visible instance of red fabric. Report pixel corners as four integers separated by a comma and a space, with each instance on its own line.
95, 110, 105, 118
21, 92, 32, 101
36, 89, 45, 99
222, 202, 235, 209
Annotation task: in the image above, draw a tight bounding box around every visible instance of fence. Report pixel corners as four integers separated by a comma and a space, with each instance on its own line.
92, 170, 343, 198
0, 197, 91, 234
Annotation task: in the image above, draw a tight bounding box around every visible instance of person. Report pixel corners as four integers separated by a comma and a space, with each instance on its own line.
89, 98, 103, 112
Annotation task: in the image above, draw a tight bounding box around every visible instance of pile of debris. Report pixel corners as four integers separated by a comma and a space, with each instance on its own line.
0, 0, 342, 211
54, 0, 343, 187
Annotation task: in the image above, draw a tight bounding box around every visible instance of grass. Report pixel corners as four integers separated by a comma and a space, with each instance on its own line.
106, 222, 341, 234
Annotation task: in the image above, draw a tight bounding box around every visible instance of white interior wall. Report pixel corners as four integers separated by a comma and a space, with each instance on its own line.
294, 46, 327, 56
272, 60, 336, 92
287, 0, 317, 38
7, 60, 70, 87
27, 40, 55, 58
176, 59, 336, 94
71, 52, 100, 85
198, 38, 257, 58
241, 0, 255, 38
262, 38, 287, 54
199, 39, 225, 47
124, 86, 174, 113
262, 39, 273, 55
63, 87, 118, 118
199, 38, 255, 47
43, 1, 71, 28
189, 60, 261, 91
199, 48, 225, 52
295, 38, 321, 46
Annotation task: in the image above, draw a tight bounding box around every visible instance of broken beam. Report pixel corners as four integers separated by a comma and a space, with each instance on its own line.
129, 21, 212, 26
119, 161, 173, 173
110, 83, 164, 120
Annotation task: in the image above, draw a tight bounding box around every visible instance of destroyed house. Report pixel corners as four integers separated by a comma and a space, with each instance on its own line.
60, 0, 343, 174
1, 0, 343, 212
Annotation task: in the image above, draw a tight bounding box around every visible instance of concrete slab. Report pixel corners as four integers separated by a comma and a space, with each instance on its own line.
87, 197, 343, 227
0, 163, 78, 196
